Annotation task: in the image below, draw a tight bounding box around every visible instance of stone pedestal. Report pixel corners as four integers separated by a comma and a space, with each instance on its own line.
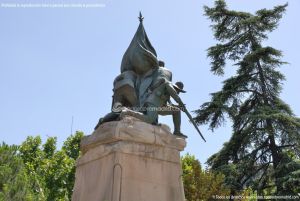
72, 116, 186, 201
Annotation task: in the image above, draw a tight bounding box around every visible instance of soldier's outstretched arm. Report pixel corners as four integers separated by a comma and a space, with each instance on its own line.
165, 82, 184, 106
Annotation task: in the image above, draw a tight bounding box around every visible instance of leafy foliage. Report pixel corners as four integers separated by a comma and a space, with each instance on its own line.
0, 131, 84, 201
181, 153, 230, 200
195, 0, 300, 196
1, 135, 231, 201
0, 143, 36, 201
22, 131, 84, 200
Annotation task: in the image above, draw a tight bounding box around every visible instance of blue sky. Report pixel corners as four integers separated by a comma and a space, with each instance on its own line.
0, 0, 299, 164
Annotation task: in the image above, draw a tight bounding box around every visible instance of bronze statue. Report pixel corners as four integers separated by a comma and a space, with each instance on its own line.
95, 13, 206, 141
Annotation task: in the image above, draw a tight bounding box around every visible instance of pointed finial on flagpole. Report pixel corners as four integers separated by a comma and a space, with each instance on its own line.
138, 11, 144, 22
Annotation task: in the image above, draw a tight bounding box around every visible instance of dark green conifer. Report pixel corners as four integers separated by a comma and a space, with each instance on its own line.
194, 0, 300, 195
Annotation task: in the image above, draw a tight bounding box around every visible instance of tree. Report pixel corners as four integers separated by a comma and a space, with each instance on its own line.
0, 143, 36, 201
181, 153, 230, 201
194, 0, 300, 196
62, 132, 84, 199
19, 131, 84, 201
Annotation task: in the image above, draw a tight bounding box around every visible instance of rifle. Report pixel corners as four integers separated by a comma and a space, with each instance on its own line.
181, 104, 206, 142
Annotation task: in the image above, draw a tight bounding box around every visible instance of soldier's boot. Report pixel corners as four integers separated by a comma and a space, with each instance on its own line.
120, 108, 157, 124
173, 110, 187, 138
94, 112, 121, 130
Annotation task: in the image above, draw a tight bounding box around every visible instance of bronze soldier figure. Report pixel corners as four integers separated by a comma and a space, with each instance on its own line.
95, 13, 206, 141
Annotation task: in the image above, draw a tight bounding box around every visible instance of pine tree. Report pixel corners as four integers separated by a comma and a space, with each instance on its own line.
194, 0, 300, 196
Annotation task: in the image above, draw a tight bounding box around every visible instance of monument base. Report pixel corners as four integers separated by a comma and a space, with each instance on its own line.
72, 116, 186, 201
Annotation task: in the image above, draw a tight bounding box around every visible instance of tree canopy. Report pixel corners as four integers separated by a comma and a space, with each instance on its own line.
181, 153, 230, 200
194, 0, 300, 196
0, 131, 84, 201
1, 134, 230, 201
0, 143, 36, 200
